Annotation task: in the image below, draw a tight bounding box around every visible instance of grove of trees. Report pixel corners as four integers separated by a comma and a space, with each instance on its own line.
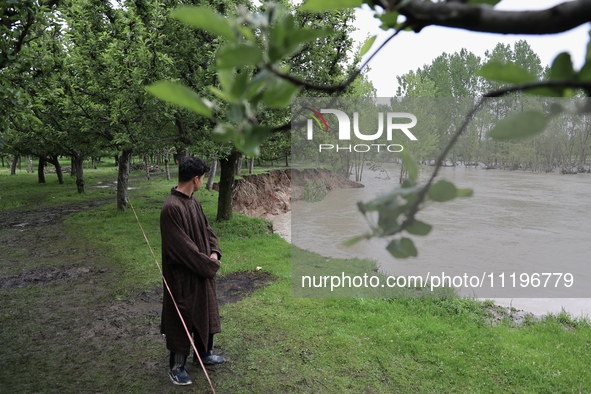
1, 0, 368, 218
395, 41, 591, 173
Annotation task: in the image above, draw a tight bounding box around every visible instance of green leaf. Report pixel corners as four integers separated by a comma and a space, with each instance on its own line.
227, 103, 245, 123
170, 6, 235, 41
386, 237, 418, 259
405, 219, 432, 236
229, 71, 250, 100
217, 44, 263, 69
246, 70, 270, 101
359, 35, 376, 57
361, 186, 418, 213
209, 86, 232, 101
488, 110, 549, 141
550, 52, 575, 81
145, 81, 212, 118
378, 210, 402, 235
237, 126, 272, 156
548, 102, 564, 116
456, 188, 474, 198
217, 69, 234, 92
262, 79, 300, 108
238, 26, 255, 42
477, 61, 536, 84
212, 123, 236, 141
378, 11, 399, 30
428, 180, 457, 203
400, 149, 418, 182
300, 0, 362, 12
268, 20, 287, 62
578, 61, 591, 82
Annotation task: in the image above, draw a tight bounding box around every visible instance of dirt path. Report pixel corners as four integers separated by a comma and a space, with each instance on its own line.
0, 203, 272, 393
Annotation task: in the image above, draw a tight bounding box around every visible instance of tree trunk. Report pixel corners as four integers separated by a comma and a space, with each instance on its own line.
164, 149, 171, 181
45, 156, 64, 184
235, 154, 243, 175
144, 155, 150, 180
27, 156, 33, 173
117, 149, 132, 211
10, 155, 18, 175
38, 157, 46, 183
70, 157, 77, 177
175, 112, 192, 146
180, 149, 190, 162
206, 158, 217, 191
217, 149, 241, 221
249, 157, 254, 174
72, 155, 85, 193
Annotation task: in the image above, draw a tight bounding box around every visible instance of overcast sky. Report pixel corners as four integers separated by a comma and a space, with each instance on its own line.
349, 0, 590, 97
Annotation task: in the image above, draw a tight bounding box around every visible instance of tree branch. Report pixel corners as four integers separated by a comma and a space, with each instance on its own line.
268, 26, 404, 93
0, 0, 60, 70
397, 0, 591, 35
266, 26, 408, 133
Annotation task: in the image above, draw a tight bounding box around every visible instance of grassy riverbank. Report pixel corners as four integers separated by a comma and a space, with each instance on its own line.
1, 164, 591, 393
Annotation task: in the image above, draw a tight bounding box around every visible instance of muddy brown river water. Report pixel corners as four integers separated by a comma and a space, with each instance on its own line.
288, 165, 591, 317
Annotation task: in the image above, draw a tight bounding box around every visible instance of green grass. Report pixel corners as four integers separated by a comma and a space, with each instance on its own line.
1, 160, 591, 393
0, 161, 118, 210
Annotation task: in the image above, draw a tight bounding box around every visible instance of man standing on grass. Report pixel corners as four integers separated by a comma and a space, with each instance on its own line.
160, 156, 225, 386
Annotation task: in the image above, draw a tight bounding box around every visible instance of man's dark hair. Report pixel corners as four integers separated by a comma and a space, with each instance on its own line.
178, 157, 210, 182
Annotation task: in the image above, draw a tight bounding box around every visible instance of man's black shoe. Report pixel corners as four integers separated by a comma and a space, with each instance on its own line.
194, 353, 225, 365
169, 367, 192, 385
203, 354, 225, 365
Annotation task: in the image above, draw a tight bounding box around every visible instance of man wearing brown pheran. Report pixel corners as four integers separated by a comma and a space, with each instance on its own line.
160, 156, 224, 386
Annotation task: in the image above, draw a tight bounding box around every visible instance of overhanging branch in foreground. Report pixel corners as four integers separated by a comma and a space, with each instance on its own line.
394, 0, 591, 35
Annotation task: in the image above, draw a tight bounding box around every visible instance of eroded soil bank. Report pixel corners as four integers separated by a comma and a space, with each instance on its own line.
227, 168, 363, 219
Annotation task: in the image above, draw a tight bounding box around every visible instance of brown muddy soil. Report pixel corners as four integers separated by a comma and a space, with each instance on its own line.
0, 264, 107, 290
217, 168, 364, 219
0, 202, 273, 393
0, 200, 272, 296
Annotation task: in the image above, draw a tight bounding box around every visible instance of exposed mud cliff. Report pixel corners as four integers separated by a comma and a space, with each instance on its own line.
218, 168, 363, 218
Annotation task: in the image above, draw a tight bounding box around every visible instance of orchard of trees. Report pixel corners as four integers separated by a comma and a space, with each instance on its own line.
1, 0, 368, 218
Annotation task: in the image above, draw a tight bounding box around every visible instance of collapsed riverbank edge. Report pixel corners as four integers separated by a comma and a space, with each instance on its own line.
221, 168, 363, 219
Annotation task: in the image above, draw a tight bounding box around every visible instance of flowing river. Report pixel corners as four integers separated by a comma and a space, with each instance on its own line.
288, 164, 591, 317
